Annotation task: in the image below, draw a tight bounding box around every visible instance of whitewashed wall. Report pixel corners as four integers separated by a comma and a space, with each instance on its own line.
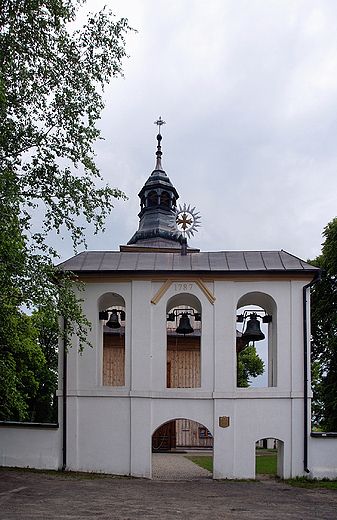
60, 275, 315, 479
1, 266, 335, 479
0, 425, 60, 470
309, 436, 337, 479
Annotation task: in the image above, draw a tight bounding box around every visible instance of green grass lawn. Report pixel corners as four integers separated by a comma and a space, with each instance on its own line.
255, 453, 277, 475
187, 451, 277, 475
283, 477, 337, 490
186, 456, 213, 473
187, 453, 337, 489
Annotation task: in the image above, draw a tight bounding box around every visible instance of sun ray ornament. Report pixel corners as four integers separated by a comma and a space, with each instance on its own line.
170, 203, 202, 240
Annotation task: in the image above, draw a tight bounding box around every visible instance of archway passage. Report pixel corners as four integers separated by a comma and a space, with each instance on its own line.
152, 421, 176, 452
152, 419, 213, 452
255, 438, 284, 478
152, 419, 213, 480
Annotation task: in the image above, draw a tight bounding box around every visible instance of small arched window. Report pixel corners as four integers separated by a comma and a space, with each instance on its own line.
148, 191, 158, 207
160, 191, 170, 207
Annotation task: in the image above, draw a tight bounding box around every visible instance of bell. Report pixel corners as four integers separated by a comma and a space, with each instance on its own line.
176, 313, 194, 335
242, 313, 265, 343
106, 309, 121, 329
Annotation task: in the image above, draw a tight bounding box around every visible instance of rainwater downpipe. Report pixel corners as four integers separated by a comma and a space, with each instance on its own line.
303, 273, 321, 474
62, 318, 67, 472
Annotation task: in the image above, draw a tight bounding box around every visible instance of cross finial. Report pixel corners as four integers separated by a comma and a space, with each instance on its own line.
154, 116, 166, 134
153, 117, 165, 170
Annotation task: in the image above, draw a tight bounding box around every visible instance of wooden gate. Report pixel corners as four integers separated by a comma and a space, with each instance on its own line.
152, 421, 176, 451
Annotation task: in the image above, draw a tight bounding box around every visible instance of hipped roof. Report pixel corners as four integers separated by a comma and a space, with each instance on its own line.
57, 249, 319, 275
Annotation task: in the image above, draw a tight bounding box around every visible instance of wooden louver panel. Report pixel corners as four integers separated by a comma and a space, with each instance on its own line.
103, 334, 125, 386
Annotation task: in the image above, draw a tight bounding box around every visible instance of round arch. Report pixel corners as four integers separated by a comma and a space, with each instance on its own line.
167, 293, 202, 313
98, 292, 125, 311
152, 417, 213, 457
255, 436, 285, 478
237, 291, 277, 315
152, 416, 213, 437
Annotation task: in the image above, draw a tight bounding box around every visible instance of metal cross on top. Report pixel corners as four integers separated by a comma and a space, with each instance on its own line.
154, 116, 166, 134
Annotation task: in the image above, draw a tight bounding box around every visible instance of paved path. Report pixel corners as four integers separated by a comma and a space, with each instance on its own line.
152, 452, 212, 480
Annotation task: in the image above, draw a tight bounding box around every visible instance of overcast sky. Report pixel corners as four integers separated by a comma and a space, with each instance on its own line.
56, 0, 337, 262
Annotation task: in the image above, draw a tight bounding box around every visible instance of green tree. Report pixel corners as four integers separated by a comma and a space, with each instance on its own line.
311, 217, 337, 431
29, 309, 59, 423
0, 0, 134, 419
0, 305, 60, 422
0, 306, 46, 421
237, 344, 265, 387
0, 0, 133, 340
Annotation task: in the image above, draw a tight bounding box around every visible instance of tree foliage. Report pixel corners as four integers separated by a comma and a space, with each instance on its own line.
237, 343, 265, 388
29, 309, 59, 423
0, 0, 133, 337
311, 217, 337, 432
0, 306, 59, 422
0, 0, 134, 420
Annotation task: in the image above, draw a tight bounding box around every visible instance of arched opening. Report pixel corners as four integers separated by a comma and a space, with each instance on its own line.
148, 190, 158, 207
152, 418, 213, 480
255, 438, 284, 478
166, 294, 202, 388
160, 190, 170, 207
237, 292, 277, 388
98, 293, 126, 387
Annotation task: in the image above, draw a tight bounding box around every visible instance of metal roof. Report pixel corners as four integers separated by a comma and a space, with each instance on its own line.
57, 250, 319, 274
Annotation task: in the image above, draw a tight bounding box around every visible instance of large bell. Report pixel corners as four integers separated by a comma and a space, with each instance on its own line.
176, 313, 194, 335
241, 313, 265, 343
106, 309, 121, 329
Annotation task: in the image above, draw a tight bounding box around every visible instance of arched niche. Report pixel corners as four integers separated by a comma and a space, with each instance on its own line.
166, 293, 202, 389
98, 292, 126, 387
237, 292, 277, 388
